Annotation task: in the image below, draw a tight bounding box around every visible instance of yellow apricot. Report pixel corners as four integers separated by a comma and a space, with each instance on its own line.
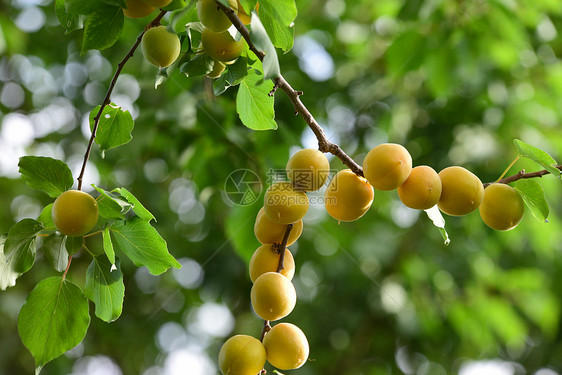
254, 207, 303, 246
218, 335, 266, 375
123, 0, 156, 18
207, 60, 226, 78
479, 183, 524, 230
141, 26, 181, 68
363, 143, 412, 191
263, 323, 309, 370
249, 244, 295, 283
397, 165, 442, 210
237, 1, 259, 25
324, 169, 374, 222
264, 182, 309, 225
201, 29, 245, 62
250, 272, 296, 321
141, 0, 172, 7
286, 149, 330, 191
52, 190, 99, 236
197, 0, 238, 32
438, 166, 484, 216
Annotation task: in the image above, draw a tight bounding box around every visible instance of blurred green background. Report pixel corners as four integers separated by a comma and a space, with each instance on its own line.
1, 0, 562, 374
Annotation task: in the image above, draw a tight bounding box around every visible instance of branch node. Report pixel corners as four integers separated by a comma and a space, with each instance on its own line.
295, 90, 303, 96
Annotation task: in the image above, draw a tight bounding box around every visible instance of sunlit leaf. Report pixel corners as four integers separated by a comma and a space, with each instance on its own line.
18, 156, 74, 198
85, 256, 124, 322
236, 69, 277, 130
513, 179, 549, 222
513, 139, 560, 178
89, 104, 134, 157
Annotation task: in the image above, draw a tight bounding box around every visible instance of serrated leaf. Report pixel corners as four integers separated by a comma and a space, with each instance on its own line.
41, 233, 69, 273
102, 226, 116, 265
514, 179, 549, 222
0, 234, 21, 291
85, 256, 124, 322
258, 0, 297, 52
18, 156, 74, 198
89, 104, 134, 157
81, 6, 124, 54
250, 13, 280, 80
4, 219, 43, 273
180, 53, 214, 77
55, 0, 83, 34
93, 185, 131, 220
236, 70, 277, 130
113, 187, 155, 222
213, 56, 249, 95
425, 205, 450, 245
18, 277, 90, 370
65, 236, 84, 255
37, 203, 55, 229
110, 217, 181, 275
66, 0, 102, 15
513, 139, 561, 178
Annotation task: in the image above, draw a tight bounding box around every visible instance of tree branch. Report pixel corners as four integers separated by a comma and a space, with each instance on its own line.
77, 10, 167, 190
216, 2, 364, 176
484, 165, 562, 188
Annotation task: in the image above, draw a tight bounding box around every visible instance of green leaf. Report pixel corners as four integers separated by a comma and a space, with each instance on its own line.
250, 13, 280, 80
163, 0, 188, 11
110, 217, 181, 275
85, 256, 124, 322
41, 233, 69, 273
180, 53, 214, 77
18, 277, 90, 371
93, 185, 131, 220
514, 179, 549, 222
258, 0, 297, 52
238, 0, 257, 14
168, 1, 198, 33
4, 219, 43, 273
65, 236, 84, 255
37, 203, 55, 229
18, 156, 74, 198
424, 206, 450, 245
225, 205, 260, 263
55, 0, 83, 34
81, 6, 124, 54
66, 0, 102, 15
103, 226, 116, 265
213, 56, 250, 95
236, 69, 277, 130
0, 234, 21, 291
113, 187, 155, 222
101, 0, 126, 7
89, 104, 134, 157
513, 139, 561, 178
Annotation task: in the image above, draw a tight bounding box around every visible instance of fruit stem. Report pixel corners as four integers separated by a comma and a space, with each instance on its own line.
494, 156, 520, 184
76, 10, 168, 191
62, 255, 72, 281
276, 223, 294, 273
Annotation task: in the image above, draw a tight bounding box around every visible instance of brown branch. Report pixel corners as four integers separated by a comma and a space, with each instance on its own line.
77, 10, 167, 190
484, 165, 562, 188
275, 223, 293, 273
215, 2, 364, 176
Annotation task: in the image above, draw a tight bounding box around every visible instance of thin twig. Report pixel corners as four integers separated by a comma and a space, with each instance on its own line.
276, 223, 294, 273
76, 10, 167, 190
484, 165, 562, 188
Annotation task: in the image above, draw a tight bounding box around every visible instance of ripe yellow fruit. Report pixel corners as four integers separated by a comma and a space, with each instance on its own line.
201, 29, 245, 62
123, 0, 156, 18
438, 166, 484, 216
286, 149, 330, 191
236, 0, 259, 25
479, 183, 524, 230
141, 0, 172, 7
263, 323, 309, 370
324, 169, 374, 222
197, 0, 238, 32
254, 207, 303, 246
141, 26, 181, 68
207, 60, 226, 78
251, 272, 296, 321
249, 244, 295, 283
397, 165, 442, 210
363, 143, 412, 191
218, 335, 266, 375
52, 190, 99, 236
264, 182, 309, 225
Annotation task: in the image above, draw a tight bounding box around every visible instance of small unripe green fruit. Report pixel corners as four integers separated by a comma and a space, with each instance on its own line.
201, 28, 245, 62
141, 26, 181, 68
218, 335, 266, 375
251, 272, 296, 321
263, 323, 309, 370
363, 143, 412, 191
324, 169, 374, 222
197, 0, 238, 32
254, 207, 303, 246
264, 182, 309, 225
479, 183, 524, 230
207, 60, 226, 78
438, 166, 484, 216
141, 0, 172, 7
52, 190, 99, 236
397, 165, 442, 210
286, 149, 330, 191
249, 244, 295, 283
123, 0, 156, 18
